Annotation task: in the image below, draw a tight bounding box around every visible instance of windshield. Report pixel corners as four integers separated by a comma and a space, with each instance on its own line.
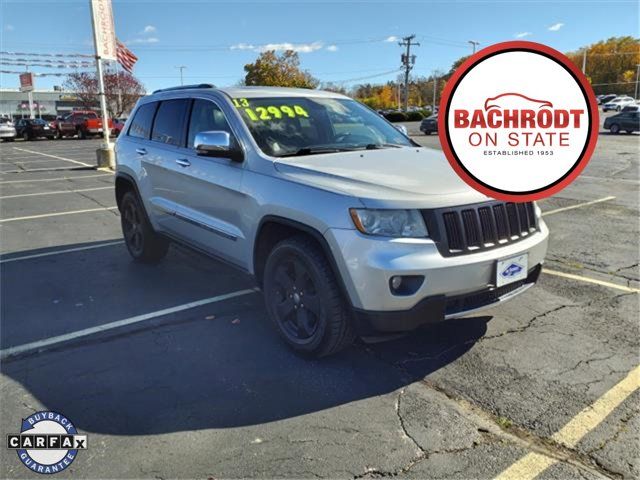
31, 119, 47, 125
232, 96, 413, 157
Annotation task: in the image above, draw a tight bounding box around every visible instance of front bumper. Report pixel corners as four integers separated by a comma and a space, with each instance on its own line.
325, 219, 549, 331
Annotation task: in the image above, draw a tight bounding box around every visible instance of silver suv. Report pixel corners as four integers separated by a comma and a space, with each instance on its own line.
115, 85, 549, 357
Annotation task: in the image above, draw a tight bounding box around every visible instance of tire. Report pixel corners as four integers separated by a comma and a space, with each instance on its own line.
616, 106, 621, 112
263, 235, 355, 357
610, 124, 620, 134
120, 191, 169, 263
22, 131, 29, 141
78, 128, 86, 140
626, 130, 634, 134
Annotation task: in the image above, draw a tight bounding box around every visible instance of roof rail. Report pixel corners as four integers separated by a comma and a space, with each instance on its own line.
152, 83, 215, 94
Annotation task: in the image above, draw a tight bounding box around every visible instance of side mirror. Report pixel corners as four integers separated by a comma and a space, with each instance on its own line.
194, 131, 243, 162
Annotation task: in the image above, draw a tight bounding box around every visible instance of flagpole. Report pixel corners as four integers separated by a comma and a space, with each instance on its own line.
89, 0, 115, 169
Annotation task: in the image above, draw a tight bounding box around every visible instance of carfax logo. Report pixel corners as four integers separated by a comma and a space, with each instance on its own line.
6, 411, 87, 474
439, 41, 599, 202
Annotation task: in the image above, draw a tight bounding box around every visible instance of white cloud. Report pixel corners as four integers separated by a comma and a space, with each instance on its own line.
126, 36, 160, 45
4, 24, 14, 31
141, 25, 157, 34
514, 32, 532, 38
326, 45, 338, 52
230, 41, 324, 53
548, 22, 564, 31
385, 36, 398, 43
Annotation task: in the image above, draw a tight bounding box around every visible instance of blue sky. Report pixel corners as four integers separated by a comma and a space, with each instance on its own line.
1, 0, 638, 92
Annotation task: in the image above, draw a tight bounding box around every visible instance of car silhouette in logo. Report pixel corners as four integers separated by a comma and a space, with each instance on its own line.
484, 92, 553, 112
501, 263, 524, 278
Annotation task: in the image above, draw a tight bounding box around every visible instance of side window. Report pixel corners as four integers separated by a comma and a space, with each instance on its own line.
128, 102, 158, 140
187, 99, 234, 148
151, 99, 190, 146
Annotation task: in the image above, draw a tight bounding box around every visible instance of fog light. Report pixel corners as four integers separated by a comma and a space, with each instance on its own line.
389, 275, 425, 296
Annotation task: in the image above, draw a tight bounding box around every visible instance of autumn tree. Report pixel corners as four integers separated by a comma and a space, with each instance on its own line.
243, 50, 319, 89
64, 71, 146, 117
566, 36, 640, 95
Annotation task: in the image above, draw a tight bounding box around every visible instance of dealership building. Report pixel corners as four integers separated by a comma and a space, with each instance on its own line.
0, 89, 98, 120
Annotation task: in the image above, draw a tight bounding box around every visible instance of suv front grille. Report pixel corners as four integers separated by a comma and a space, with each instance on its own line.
422, 201, 538, 257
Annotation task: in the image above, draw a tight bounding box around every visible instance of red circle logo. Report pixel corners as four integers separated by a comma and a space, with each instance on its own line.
438, 41, 599, 202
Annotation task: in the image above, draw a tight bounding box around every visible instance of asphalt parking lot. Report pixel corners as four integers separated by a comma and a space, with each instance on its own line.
0, 114, 638, 479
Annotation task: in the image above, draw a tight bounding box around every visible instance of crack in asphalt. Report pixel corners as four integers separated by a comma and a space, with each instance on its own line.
547, 255, 640, 285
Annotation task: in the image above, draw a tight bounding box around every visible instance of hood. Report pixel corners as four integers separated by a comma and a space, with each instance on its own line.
273, 147, 489, 208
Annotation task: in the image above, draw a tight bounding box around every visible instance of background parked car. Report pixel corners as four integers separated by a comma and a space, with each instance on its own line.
0, 117, 16, 142
598, 94, 618, 105
55, 111, 115, 139
15, 118, 56, 140
113, 118, 127, 136
621, 104, 640, 113
602, 96, 635, 112
603, 110, 640, 134
420, 114, 438, 134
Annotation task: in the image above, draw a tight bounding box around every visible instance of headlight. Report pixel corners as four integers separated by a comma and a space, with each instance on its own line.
349, 208, 428, 238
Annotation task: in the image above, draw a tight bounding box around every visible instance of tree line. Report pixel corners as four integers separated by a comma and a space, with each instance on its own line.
64, 36, 638, 116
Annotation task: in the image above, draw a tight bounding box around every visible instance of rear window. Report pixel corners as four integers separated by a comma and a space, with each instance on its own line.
128, 102, 158, 140
151, 99, 190, 146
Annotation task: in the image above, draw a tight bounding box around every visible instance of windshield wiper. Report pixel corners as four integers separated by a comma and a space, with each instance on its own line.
365, 143, 404, 149
277, 146, 357, 157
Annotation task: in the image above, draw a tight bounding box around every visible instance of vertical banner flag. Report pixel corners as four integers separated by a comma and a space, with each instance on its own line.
90, 0, 117, 60
19, 72, 34, 92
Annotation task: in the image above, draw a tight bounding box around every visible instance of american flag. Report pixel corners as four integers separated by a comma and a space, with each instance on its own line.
116, 39, 138, 73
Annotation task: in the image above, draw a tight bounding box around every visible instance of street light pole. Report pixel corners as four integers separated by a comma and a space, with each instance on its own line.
468, 40, 480, 54
175, 65, 186, 86
635, 64, 640, 100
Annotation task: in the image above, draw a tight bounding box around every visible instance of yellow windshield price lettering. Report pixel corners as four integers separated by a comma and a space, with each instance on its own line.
232, 98, 250, 108
293, 105, 309, 117
235, 102, 311, 122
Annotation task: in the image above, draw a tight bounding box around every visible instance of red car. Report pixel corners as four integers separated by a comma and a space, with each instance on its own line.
55, 111, 115, 139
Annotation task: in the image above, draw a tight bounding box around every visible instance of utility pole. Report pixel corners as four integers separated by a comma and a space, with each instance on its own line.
432, 75, 437, 113
582, 49, 587, 74
399, 35, 419, 112
175, 65, 186, 86
468, 40, 480, 54
635, 64, 640, 100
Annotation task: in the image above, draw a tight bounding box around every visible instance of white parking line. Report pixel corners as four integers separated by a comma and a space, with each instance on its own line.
0, 206, 118, 223
0, 186, 112, 200
12, 147, 93, 167
0, 288, 260, 360
0, 173, 112, 184
543, 268, 639, 293
0, 241, 124, 264
542, 196, 616, 216
0, 158, 89, 165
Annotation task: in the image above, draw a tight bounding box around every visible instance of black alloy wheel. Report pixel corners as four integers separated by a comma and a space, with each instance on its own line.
263, 236, 355, 357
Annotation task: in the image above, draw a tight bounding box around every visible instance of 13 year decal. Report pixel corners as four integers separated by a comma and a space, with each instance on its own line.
438, 41, 599, 201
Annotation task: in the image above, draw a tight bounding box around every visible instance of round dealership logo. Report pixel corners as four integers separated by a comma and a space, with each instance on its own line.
438, 41, 599, 201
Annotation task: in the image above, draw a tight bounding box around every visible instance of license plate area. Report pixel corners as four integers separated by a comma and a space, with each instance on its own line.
496, 253, 528, 287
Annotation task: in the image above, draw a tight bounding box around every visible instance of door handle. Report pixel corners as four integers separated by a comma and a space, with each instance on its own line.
136, 148, 147, 155
175, 158, 191, 168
